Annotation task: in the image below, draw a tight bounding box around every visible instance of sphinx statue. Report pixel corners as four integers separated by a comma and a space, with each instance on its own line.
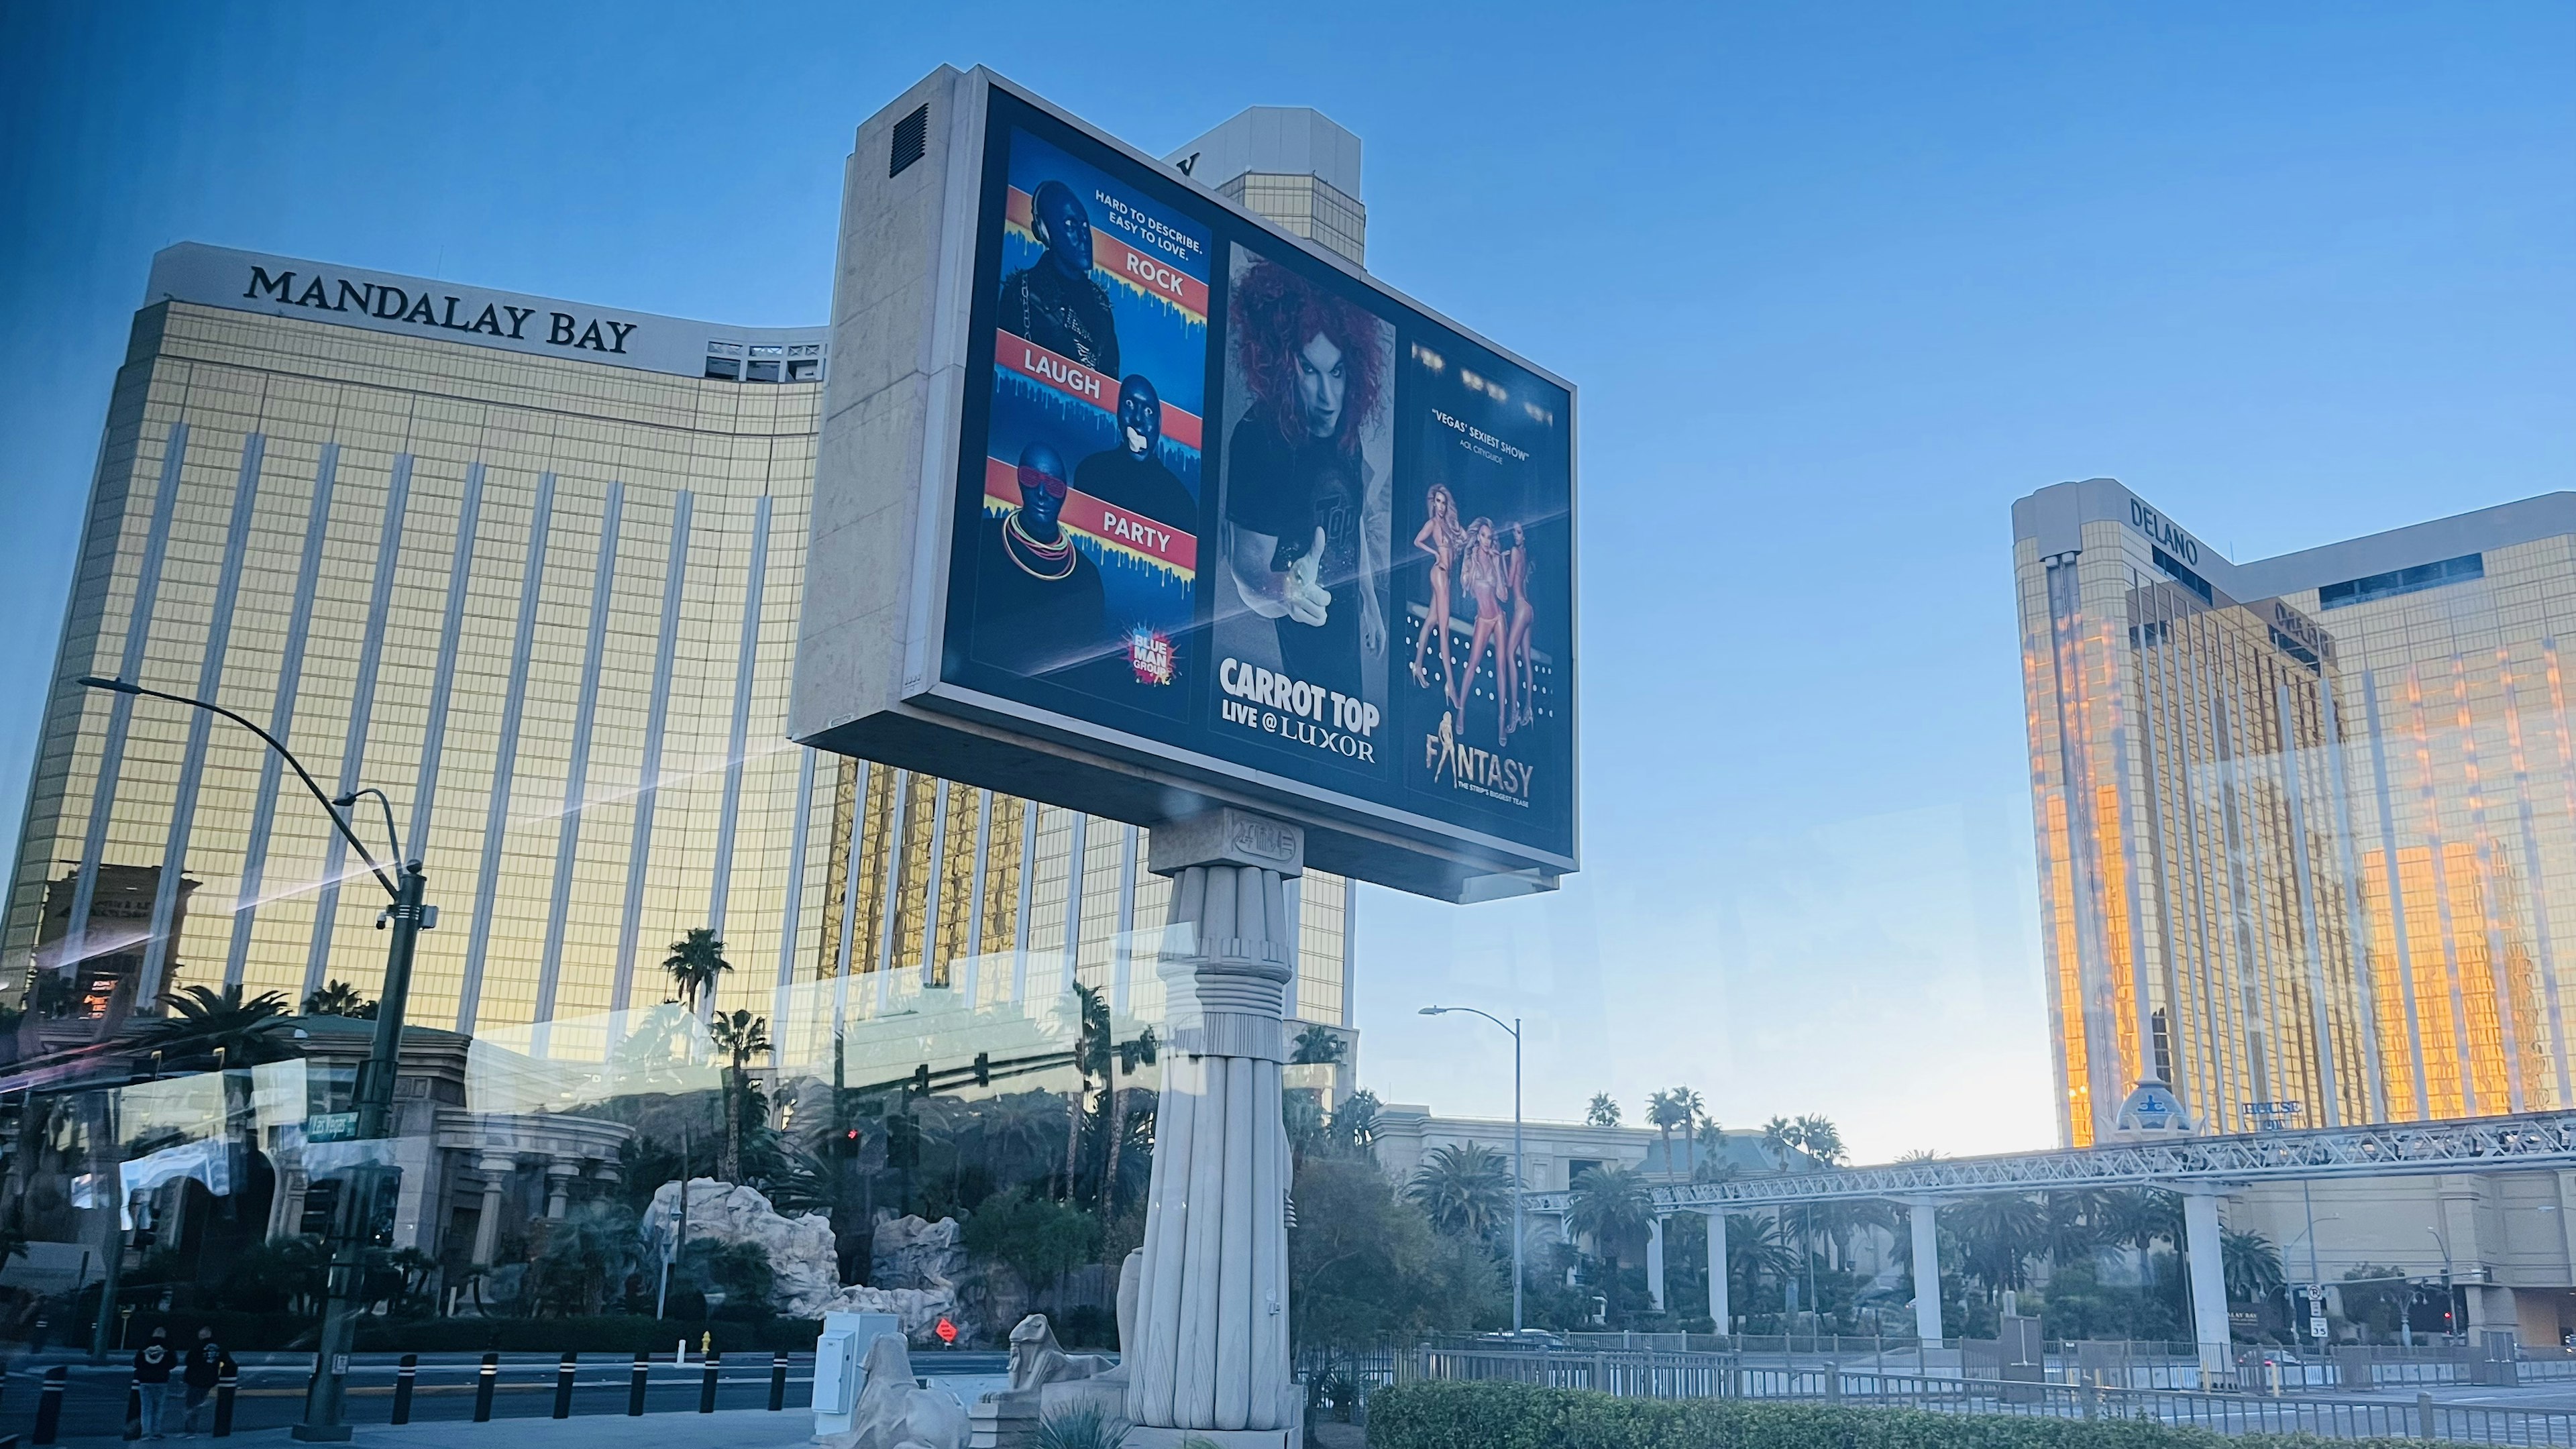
969, 1249, 1140, 1449
827, 1334, 969, 1449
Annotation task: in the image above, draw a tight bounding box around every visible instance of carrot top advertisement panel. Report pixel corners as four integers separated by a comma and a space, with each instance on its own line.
938, 88, 1574, 867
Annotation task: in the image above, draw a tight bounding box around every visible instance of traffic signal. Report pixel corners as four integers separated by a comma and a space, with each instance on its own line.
972, 1052, 991, 1087
910, 1063, 931, 1098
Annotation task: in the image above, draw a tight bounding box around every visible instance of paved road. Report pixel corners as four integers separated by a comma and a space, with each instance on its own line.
2, 1350, 1012, 1444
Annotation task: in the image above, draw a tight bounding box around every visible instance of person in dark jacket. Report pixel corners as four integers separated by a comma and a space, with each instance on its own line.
132, 1325, 175, 1439
180, 1326, 227, 1437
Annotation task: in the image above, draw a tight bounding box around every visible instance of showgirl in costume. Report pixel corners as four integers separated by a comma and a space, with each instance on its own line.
975, 441, 1106, 678
1222, 260, 1387, 704
1452, 517, 1509, 742
1409, 483, 1464, 697
1503, 520, 1534, 735
999, 179, 1121, 373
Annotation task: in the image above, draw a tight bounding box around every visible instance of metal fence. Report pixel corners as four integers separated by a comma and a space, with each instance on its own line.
1409, 1347, 2576, 1443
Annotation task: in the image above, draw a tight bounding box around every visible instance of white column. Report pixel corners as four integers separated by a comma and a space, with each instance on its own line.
1706, 1212, 1729, 1332
471, 1152, 514, 1266
2182, 1187, 2233, 1380
544, 1161, 578, 1219
1646, 1214, 1667, 1313
1908, 1197, 1943, 1342
1127, 810, 1299, 1443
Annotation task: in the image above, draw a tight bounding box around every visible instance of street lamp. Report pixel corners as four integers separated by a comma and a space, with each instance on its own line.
1421, 1004, 1524, 1332
76, 676, 428, 1442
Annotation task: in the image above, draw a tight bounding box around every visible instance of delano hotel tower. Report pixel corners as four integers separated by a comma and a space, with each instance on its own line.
7, 105, 1370, 1078
2019, 479, 2576, 1146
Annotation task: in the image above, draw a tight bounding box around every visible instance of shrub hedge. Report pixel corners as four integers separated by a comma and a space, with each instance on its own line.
1362, 1381, 2422, 1449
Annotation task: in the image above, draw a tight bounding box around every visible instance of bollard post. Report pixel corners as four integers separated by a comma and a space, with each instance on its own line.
628, 1349, 649, 1416
554, 1350, 578, 1419
391, 1353, 418, 1424
32, 1368, 66, 1446
699, 1350, 720, 1413
213, 1362, 238, 1438
769, 1350, 789, 1412
473, 1352, 498, 1423
2418, 1391, 2436, 1440
1826, 1360, 1841, 1405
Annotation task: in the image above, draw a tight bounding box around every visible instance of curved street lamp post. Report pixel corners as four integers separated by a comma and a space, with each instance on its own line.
1421, 1004, 1524, 1333
78, 676, 427, 1442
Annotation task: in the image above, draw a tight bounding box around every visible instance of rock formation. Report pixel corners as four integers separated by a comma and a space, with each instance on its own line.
641, 1179, 969, 1341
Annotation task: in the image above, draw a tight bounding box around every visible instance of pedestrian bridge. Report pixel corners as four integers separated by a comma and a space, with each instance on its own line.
1523, 1109, 2576, 1372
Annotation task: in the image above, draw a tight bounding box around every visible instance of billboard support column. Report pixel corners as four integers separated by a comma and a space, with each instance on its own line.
1126, 810, 1302, 1445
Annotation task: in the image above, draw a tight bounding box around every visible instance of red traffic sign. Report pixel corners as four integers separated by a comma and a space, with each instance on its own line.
934, 1316, 958, 1344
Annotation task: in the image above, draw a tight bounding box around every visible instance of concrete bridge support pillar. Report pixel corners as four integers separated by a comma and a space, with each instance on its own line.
1646, 1214, 1666, 1314
1907, 1197, 1943, 1343
2183, 1186, 2233, 1382
1707, 1212, 1729, 1332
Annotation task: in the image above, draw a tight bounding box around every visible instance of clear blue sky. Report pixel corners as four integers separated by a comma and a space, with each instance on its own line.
3, 3, 2569, 1160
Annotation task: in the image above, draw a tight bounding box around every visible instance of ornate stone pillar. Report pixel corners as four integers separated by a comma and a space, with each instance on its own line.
470, 1152, 515, 1267
1126, 810, 1298, 1446
268, 1168, 309, 1242
544, 1161, 578, 1219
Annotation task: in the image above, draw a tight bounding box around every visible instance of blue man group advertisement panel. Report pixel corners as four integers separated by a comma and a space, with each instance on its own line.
938, 86, 1575, 871
954, 121, 1212, 719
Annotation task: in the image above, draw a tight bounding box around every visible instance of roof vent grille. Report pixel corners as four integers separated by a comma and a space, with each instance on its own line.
890, 104, 929, 178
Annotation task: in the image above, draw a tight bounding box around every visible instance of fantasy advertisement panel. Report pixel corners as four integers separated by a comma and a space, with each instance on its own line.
938, 88, 1574, 868
1393, 331, 1572, 851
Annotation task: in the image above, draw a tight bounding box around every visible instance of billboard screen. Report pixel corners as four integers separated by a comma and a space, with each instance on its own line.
800, 72, 1575, 897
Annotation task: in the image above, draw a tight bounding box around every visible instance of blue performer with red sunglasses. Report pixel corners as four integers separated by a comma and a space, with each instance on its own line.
976, 441, 1106, 679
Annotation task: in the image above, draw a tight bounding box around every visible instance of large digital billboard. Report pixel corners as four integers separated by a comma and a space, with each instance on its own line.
795, 70, 1576, 900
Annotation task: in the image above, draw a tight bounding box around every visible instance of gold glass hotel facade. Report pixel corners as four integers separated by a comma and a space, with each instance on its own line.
2017, 479, 2576, 1146
5, 243, 1354, 1065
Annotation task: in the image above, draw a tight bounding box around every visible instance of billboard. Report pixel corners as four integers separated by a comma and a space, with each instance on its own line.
795, 70, 1576, 900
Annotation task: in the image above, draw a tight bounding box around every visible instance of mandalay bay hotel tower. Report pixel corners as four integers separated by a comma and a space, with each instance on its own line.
3, 107, 1372, 1094
2019, 479, 2576, 1146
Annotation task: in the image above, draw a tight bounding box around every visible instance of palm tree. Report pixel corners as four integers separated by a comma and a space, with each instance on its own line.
706, 1010, 770, 1183
138, 984, 297, 1065
1668, 1087, 1707, 1174
2103, 1186, 2183, 1289
1792, 1114, 1844, 1167
1330, 1089, 1381, 1159
1646, 1090, 1685, 1176
1585, 1093, 1621, 1127
301, 979, 376, 1018
1566, 1165, 1652, 1321
1290, 1024, 1344, 1065
1407, 1142, 1514, 1239
661, 927, 732, 1014
2042, 1188, 2113, 1269
2222, 1227, 2286, 1308
1759, 1116, 1799, 1171
1098, 1025, 1159, 1215
1945, 1192, 2048, 1297
1723, 1210, 1799, 1313
1062, 983, 1112, 1199
1691, 1118, 1738, 1185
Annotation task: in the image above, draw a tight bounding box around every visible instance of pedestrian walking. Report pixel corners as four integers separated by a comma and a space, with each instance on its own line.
180, 1326, 227, 1437
132, 1326, 176, 1439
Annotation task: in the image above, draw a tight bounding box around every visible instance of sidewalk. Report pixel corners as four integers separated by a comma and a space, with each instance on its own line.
203, 1407, 819, 1449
